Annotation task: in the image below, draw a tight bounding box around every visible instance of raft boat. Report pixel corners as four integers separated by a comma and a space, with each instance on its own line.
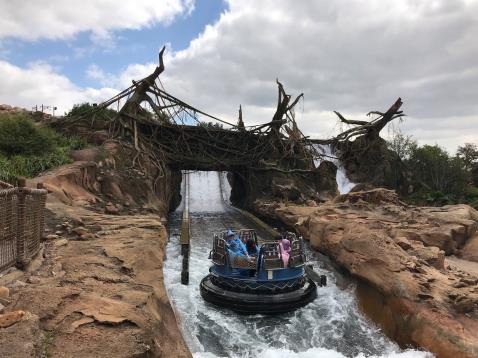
200, 229, 322, 314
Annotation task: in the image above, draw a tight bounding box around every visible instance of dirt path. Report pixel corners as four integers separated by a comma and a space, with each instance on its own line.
0, 200, 191, 358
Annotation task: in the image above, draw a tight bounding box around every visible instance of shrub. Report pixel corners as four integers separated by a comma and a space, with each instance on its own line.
0, 113, 86, 184
65, 102, 117, 121
0, 112, 57, 156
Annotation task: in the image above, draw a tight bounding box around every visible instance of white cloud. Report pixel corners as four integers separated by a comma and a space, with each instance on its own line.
153, 0, 478, 151
0, 61, 116, 114
1, 0, 477, 152
0, 0, 194, 41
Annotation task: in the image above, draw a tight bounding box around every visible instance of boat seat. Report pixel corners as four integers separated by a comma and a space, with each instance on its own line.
261, 242, 283, 270
212, 235, 227, 266
230, 255, 256, 269
288, 236, 306, 267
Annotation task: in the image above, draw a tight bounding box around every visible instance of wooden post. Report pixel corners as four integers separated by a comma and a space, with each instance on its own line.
16, 177, 27, 268
180, 173, 190, 285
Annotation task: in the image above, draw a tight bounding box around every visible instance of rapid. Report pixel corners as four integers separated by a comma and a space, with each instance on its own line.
163, 171, 432, 358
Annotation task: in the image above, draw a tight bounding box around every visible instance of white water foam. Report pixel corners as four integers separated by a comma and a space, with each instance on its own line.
194, 347, 431, 358
314, 144, 356, 194
164, 172, 432, 358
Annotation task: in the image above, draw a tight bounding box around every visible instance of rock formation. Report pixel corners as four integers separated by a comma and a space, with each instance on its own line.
253, 188, 478, 358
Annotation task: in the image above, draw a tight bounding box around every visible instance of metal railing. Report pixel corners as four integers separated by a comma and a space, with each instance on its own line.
0, 178, 47, 272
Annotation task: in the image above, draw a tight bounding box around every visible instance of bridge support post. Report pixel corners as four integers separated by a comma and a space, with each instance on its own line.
180, 172, 190, 285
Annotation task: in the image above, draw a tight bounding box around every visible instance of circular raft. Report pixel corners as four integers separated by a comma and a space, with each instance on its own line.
200, 274, 318, 315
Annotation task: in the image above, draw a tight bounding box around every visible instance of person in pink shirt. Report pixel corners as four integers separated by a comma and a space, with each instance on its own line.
279, 238, 291, 268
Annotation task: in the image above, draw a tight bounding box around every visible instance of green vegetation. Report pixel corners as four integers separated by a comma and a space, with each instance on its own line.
198, 121, 224, 129
387, 132, 478, 208
65, 102, 117, 121
0, 112, 87, 184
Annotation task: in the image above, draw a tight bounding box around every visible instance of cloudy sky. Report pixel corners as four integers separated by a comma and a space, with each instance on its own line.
0, 0, 477, 152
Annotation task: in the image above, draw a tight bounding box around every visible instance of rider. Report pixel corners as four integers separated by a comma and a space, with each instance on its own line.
225, 229, 249, 258
245, 237, 259, 256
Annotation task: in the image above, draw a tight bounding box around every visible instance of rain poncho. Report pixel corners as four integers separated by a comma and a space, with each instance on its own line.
279, 239, 291, 268
227, 236, 249, 258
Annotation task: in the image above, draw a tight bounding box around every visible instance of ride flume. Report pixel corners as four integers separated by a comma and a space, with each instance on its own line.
200, 228, 326, 314
53, 45, 406, 193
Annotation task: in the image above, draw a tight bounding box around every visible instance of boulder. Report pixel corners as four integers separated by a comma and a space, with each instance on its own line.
0, 286, 9, 299
53, 239, 68, 248
461, 234, 478, 263
0, 310, 25, 328
105, 203, 120, 215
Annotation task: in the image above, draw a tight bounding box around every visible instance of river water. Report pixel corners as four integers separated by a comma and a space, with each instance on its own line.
164, 172, 432, 358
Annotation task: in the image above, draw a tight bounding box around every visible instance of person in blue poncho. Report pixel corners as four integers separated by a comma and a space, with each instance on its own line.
225, 229, 248, 258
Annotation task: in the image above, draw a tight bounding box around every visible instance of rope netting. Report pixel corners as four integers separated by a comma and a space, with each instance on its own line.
0, 186, 47, 272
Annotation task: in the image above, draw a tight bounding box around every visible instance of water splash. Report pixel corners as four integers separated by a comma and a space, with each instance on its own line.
314, 144, 356, 194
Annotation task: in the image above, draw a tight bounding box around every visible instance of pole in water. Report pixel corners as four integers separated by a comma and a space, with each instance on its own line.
181, 254, 189, 285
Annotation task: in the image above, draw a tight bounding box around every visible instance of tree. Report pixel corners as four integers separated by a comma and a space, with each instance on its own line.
387, 131, 418, 161
457, 143, 478, 170
409, 144, 469, 196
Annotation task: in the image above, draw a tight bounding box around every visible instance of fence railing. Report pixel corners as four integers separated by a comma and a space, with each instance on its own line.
0, 179, 47, 272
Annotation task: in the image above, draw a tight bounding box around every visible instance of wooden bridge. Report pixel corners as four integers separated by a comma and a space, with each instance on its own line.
61, 46, 405, 176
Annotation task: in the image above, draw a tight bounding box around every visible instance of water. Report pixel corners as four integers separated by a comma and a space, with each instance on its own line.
314, 144, 356, 194
164, 172, 432, 358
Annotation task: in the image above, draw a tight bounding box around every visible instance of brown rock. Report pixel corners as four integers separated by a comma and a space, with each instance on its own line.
72, 226, 89, 236
0, 286, 9, 299
461, 234, 478, 263
254, 195, 478, 358
27, 276, 41, 284
409, 246, 445, 270
454, 298, 476, 313
45, 234, 59, 240
53, 239, 68, 247
0, 310, 25, 328
89, 130, 109, 145
396, 236, 412, 250
421, 230, 455, 254
105, 202, 120, 215
79, 232, 95, 240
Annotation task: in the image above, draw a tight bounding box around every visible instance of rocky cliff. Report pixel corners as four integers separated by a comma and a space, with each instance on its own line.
254, 188, 478, 358
0, 138, 189, 357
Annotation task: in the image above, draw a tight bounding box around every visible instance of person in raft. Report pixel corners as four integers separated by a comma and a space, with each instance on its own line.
279, 238, 291, 267
245, 237, 259, 256
225, 229, 249, 259
275, 234, 291, 267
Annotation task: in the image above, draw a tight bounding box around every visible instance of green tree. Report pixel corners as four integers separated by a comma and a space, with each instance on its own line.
409, 144, 469, 196
386, 131, 417, 161
457, 143, 478, 170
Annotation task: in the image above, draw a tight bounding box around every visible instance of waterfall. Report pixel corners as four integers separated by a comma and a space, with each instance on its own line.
314, 144, 356, 195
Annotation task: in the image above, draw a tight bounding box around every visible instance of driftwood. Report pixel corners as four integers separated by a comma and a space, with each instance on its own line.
57, 46, 405, 176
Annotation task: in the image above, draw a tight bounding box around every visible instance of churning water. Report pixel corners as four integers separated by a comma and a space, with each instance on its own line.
164, 172, 432, 358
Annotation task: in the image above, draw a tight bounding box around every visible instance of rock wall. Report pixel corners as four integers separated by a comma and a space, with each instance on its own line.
229, 165, 338, 209
0, 138, 190, 356
335, 136, 410, 194
253, 188, 478, 358
30, 140, 182, 216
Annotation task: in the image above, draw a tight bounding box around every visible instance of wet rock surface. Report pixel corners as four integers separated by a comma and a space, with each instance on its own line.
254, 188, 478, 358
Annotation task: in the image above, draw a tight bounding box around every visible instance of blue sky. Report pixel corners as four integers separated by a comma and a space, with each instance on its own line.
2, 0, 226, 87
0, 0, 477, 151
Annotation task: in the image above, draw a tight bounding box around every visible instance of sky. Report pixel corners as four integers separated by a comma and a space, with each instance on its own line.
0, 0, 477, 152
